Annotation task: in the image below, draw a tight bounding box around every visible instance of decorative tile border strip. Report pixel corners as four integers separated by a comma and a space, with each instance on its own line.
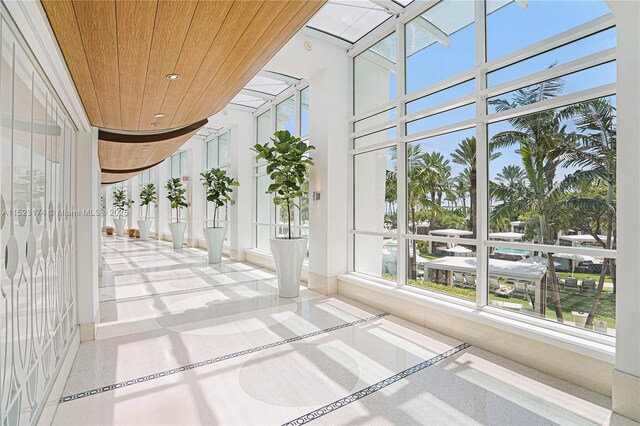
282, 342, 471, 426
59, 312, 389, 403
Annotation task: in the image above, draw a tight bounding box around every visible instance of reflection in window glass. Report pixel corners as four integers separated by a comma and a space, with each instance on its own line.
487, 28, 616, 87
486, 0, 611, 61
406, 104, 475, 135
354, 108, 396, 132
354, 127, 397, 149
276, 96, 295, 135
218, 132, 229, 165
301, 87, 310, 137
354, 234, 397, 281
256, 225, 271, 251
407, 80, 474, 115
354, 147, 396, 233
354, 32, 397, 115
256, 174, 271, 224
405, 0, 475, 94
488, 62, 616, 114
257, 110, 272, 147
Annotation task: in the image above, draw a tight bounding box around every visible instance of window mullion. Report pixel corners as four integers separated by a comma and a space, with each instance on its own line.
396, 19, 407, 287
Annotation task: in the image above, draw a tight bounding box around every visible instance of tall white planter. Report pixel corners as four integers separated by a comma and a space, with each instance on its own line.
138, 219, 152, 241
113, 217, 125, 236
169, 222, 186, 249
203, 227, 226, 263
270, 238, 307, 298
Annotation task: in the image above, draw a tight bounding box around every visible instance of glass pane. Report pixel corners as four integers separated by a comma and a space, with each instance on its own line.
171, 154, 180, 178
256, 225, 271, 251
407, 239, 477, 302
218, 132, 229, 165
257, 110, 272, 145
486, 0, 611, 61
180, 151, 187, 176
489, 95, 616, 247
306, 0, 391, 43
299, 180, 309, 226
354, 234, 397, 282
405, 0, 475, 94
246, 74, 290, 96
488, 248, 616, 336
301, 87, 310, 137
256, 175, 271, 224
354, 108, 396, 132
406, 127, 477, 236
354, 32, 397, 115
406, 104, 475, 135
276, 96, 295, 135
488, 28, 616, 87
354, 147, 396, 233
406, 79, 474, 115
207, 139, 218, 168
488, 62, 616, 114
354, 127, 397, 149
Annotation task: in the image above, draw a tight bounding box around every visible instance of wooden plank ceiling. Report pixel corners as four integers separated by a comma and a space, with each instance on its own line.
42, 0, 325, 184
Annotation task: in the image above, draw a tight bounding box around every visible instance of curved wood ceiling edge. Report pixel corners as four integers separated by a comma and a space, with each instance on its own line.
98, 119, 208, 143
101, 160, 165, 175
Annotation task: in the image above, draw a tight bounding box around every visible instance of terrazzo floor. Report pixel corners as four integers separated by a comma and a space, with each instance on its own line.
51, 236, 630, 425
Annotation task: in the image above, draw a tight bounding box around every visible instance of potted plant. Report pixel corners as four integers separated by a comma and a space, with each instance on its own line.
165, 177, 189, 249
201, 168, 239, 263
112, 188, 133, 236
252, 130, 314, 297
138, 183, 157, 241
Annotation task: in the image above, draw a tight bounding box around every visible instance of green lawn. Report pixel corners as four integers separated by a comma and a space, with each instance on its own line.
406, 279, 616, 329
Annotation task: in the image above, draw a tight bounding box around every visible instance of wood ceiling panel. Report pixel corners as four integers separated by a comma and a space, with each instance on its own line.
136, 0, 198, 131
168, 0, 264, 128
196, 1, 324, 121
101, 171, 140, 185
71, 0, 121, 128
40, 0, 103, 127
155, 1, 233, 129
116, 0, 158, 130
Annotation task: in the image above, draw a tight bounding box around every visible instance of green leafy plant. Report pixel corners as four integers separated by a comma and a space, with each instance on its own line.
112, 188, 134, 218
200, 168, 239, 228
252, 130, 314, 239
165, 178, 189, 223
139, 183, 157, 220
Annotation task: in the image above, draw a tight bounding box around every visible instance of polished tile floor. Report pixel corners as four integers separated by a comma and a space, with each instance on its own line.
52, 236, 623, 425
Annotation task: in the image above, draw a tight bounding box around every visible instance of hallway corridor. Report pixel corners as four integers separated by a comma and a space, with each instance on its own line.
48, 237, 621, 425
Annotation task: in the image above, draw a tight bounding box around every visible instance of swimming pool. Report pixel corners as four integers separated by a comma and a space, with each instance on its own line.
494, 247, 531, 255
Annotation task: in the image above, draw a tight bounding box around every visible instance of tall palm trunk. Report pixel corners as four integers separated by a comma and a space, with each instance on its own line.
541, 211, 563, 322
470, 167, 476, 237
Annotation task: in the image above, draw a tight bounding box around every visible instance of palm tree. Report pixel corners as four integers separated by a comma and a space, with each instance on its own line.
561, 98, 616, 325
451, 137, 501, 236
489, 76, 570, 321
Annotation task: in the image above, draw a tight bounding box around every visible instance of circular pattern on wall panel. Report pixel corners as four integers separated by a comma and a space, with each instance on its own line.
238, 343, 360, 407
16, 198, 27, 227
41, 231, 49, 260
0, 195, 6, 230
26, 232, 37, 267
34, 198, 43, 225
5, 236, 19, 279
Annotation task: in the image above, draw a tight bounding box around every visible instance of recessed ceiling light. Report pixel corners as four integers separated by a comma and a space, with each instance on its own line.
304, 41, 312, 51
166, 73, 180, 80
150, 122, 160, 127
155, 113, 165, 118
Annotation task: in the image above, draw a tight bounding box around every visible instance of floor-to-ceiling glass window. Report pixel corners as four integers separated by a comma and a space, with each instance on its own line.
350, 0, 617, 336
253, 87, 310, 255
205, 131, 231, 243
138, 168, 155, 224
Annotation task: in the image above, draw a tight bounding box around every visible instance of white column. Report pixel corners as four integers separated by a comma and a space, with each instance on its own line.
227, 111, 255, 261
607, 0, 640, 422
75, 127, 99, 341
307, 47, 350, 295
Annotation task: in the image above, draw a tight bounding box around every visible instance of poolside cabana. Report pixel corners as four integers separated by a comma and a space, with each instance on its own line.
427, 229, 474, 253
489, 232, 525, 242
558, 234, 610, 248
423, 256, 547, 315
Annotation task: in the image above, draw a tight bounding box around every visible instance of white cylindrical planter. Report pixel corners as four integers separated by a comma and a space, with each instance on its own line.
138, 219, 152, 241
113, 217, 125, 236
270, 238, 307, 298
169, 222, 186, 249
203, 227, 226, 263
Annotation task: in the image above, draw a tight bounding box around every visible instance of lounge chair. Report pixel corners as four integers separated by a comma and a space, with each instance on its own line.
489, 277, 500, 292
462, 273, 477, 289
582, 278, 597, 292
564, 277, 580, 292
452, 271, 466, 287
512, 281, 528, 299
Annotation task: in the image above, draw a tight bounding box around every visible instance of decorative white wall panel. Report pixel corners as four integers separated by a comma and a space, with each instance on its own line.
0, 5, 77, 424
